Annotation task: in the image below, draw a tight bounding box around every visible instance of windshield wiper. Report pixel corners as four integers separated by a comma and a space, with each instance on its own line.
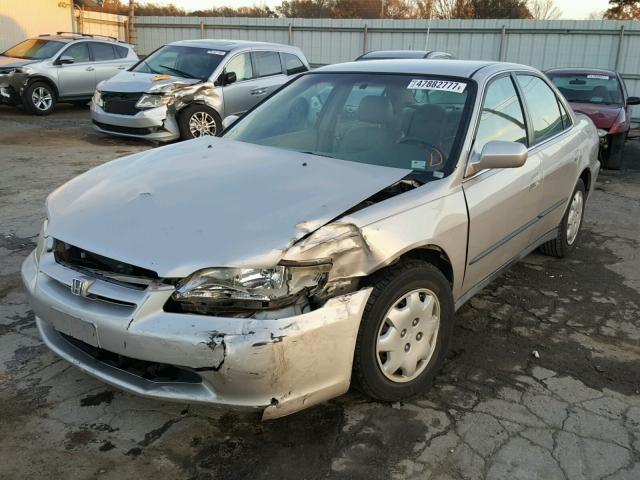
299, 151, 338, 159
158, 64, 197, 79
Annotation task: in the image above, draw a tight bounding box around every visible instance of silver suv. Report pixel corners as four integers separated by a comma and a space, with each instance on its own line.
91, 39, 310, 141
0, 33, 138, 115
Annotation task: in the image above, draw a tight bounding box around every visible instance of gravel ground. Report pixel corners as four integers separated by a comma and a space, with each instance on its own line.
1, 104, 639, 480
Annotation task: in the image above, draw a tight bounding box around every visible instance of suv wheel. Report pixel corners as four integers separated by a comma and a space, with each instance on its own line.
24, 81, 56, 115
539, 179, 586, 258
178, 105, 221, 140
352, 260, 454, 401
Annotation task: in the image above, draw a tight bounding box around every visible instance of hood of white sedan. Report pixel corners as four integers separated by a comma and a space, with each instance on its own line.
46, 137, 411, 278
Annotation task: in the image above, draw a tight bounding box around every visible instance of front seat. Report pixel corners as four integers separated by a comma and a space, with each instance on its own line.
404, 104, 446, 148
339, 96, 394, 154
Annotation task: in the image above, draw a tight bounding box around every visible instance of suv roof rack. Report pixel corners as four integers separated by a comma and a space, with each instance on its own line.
51, 32, 123, 43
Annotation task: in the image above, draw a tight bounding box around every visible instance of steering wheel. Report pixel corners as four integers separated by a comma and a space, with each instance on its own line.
396, 137, 446, 168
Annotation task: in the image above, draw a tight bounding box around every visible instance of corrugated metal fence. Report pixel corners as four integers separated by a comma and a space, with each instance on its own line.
133, 17, 640, 113
86, 16, 640, 116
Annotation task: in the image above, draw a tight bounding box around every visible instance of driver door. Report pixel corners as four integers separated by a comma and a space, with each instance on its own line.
56, 42, 95, 98
462, 74, 542, 292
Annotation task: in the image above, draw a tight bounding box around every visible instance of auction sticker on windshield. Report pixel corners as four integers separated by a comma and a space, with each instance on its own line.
407, 79, 467, 93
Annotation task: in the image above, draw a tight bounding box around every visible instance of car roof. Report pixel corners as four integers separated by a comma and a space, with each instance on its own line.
168, 39, 297, 52
360, 50, 436, 59
35, 34, 133, 47
315, 59, 537, 80
545, 67, 617, 76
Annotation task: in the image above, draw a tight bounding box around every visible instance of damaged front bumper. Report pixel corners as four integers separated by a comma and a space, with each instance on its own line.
90, 102, 180, 142
0, 72, 28, 105
22, 250, 371, 419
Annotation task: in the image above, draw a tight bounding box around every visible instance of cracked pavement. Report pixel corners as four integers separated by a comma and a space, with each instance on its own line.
1, 105, 639, 479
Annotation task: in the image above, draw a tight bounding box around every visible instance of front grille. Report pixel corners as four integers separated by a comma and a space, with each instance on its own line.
93, 120, 153, 136
61, 333, 202, 384
101, 91, 142, 115
53, 239, 160, 289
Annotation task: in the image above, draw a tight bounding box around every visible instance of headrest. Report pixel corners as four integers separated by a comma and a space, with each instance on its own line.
357, 95, 393, 124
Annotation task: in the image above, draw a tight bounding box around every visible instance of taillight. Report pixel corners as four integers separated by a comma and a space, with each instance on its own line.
609, 109, 627, 134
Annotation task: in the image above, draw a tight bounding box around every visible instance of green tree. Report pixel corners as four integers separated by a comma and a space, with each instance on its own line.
604, 0, 640, 19
471, 0, 532, 18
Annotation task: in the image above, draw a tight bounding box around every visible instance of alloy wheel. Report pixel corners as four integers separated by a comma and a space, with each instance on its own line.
188, 111, 217, 137
32, 87, 53, 111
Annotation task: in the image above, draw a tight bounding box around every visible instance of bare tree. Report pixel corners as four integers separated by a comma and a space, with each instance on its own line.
529, 0, 562, 19
586, 9, 605, 19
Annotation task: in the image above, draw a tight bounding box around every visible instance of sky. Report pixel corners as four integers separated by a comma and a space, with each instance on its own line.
144, 0, 612, 19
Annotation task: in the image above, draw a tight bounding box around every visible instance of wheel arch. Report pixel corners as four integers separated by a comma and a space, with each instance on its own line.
25, 75, 59, 99
579, 167, 592, 197
385, 244, 455, 288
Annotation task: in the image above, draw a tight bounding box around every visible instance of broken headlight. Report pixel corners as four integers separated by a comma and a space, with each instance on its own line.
136, 93, 173, 109
92, 89, 103, 108
170, 265, 330, 314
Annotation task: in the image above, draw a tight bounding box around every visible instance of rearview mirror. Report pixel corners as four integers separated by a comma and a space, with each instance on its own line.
466, 141, 528, 176
222, 115, 239, 130
58, 55, 74, 65
627, 96, 640, 106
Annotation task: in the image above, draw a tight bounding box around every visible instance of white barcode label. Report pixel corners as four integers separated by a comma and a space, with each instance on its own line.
407, 79, 467, 93
587, 74, 609, 80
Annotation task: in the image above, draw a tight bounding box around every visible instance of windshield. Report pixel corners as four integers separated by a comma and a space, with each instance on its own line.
548, 73, 623, 105
132, 45, 227, 81
224, 73, 473, 179
2, 39, 64, 60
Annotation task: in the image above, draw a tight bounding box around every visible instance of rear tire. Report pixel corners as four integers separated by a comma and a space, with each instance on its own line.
178, 105, 221, 140
352, 260, 454, 402
539, 179, 586, 258
601, 133, 626, 170
23, 81, 56, 115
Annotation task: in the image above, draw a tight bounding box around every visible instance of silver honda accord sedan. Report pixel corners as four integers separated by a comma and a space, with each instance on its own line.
22, 59, 599, 419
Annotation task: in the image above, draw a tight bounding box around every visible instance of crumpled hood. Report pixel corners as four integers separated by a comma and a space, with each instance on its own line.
0, 56, 38, 69
98, 70, 201, 93
569, 102, 623, 130
46, 137, 411, 278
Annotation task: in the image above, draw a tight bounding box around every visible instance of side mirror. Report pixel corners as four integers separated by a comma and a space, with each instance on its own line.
466, 141, 528, 176
220, 71, 237, 86
222, 115, 239, 130
627, 96, 640, 106
58, 55, 74, 65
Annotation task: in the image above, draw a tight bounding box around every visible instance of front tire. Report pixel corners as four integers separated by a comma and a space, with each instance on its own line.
352, 260, 454, 401
178, 105, 221, 140
24, 81, 56, 115
539, 179, 586, 258
601, 133, 626, 170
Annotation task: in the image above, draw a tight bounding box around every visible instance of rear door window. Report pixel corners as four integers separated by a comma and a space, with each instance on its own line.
281, 52, 307, 75
516, 75, 564, 144
90, 42, 116, 61
252, 51, 282, 78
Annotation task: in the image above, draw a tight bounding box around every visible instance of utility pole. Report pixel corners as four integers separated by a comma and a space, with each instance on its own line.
127, 0, 136, 46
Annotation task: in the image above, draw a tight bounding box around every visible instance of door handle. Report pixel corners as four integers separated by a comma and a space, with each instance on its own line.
117, 66, 126, 70
529, 180, 540, 191
251, 88, 267, 96
85, 66, 95, 71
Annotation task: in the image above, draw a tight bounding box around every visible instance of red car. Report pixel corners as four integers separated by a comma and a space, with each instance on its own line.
546, 68, 640, 170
